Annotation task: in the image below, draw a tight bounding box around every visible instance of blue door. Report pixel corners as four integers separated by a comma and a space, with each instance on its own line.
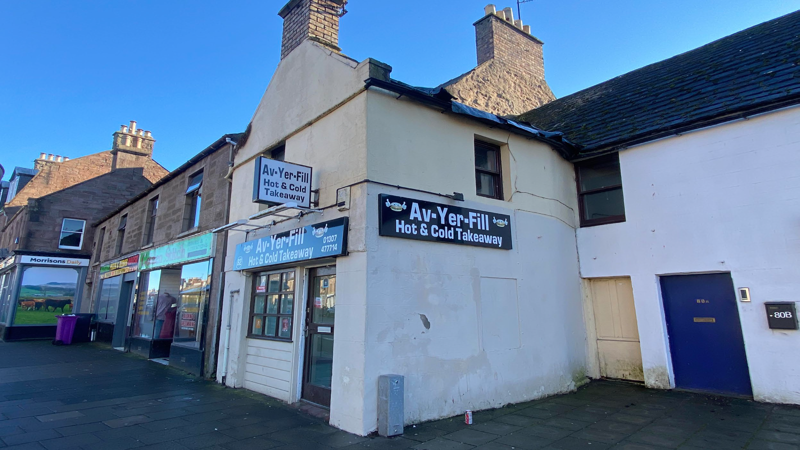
660, 273, 752, 396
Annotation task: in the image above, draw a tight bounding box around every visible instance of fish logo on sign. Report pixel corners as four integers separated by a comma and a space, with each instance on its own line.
385, 199, 407, 212
235, 257, 244, 269
493, 217, 509, 228
312, 224, 328, 238
243, 243, 254, 254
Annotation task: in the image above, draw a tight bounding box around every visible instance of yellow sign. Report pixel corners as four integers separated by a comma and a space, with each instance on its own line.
693, 317, 716, 323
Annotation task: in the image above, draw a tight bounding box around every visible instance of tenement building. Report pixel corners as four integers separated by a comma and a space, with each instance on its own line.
0, 122, 167, 341
212, 0, 800, 436
89, 133, 240, 377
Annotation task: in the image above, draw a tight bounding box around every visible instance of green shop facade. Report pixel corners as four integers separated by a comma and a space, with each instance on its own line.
93, 232, 217, 376
0, 251, 91, 341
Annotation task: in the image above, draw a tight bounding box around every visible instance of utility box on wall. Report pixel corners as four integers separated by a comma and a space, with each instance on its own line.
765, 302, 798, 330
378, 374, 404, 437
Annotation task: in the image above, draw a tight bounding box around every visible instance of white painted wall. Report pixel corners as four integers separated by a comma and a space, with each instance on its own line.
351, 90, 587, 434
577, 106, 800, 403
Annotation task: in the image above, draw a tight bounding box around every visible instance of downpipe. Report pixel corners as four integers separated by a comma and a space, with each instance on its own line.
220, 290, 236, 385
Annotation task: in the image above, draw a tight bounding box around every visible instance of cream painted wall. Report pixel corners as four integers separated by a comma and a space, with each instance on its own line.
577, 106, 800, 403
365, 89, 578, 229
353, 90, 586, 433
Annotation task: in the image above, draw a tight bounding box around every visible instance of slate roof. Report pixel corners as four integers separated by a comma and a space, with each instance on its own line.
517, 10, 800, 156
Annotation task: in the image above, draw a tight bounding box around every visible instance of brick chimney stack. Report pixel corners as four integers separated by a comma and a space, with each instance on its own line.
111, 120, 155, 170
475, 4, 545, 83
278, 0, 347, 60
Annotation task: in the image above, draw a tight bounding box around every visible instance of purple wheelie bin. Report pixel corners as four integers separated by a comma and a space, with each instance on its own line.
54, 315, 79, 345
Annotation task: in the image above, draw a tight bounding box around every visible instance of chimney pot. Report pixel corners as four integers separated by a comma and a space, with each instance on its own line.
56, 156, 62, 162
120, 125, 127, 132
64, 157, 70, 162
48, 154, 55, 161
129, 120, 137, 133
484, 4, 496, 16
515, 19, 523, 29
523, 24, 531, 34
144, 130, 152, 138
39, 153, 46, 160
502, 7, 514, 22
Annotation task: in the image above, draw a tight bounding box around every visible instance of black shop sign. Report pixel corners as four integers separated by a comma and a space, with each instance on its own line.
379, 194, 512, 250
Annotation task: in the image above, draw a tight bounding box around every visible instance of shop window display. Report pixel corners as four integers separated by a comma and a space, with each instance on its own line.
173, 261, 212, 349
133, 269, 181, 339
13, 267, 78, 325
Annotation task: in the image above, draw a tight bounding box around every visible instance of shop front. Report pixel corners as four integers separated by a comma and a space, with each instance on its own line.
129, 232, 215, 376
231, 217, 348, 408
95, 254, 139, 348
0, 252, 90, 341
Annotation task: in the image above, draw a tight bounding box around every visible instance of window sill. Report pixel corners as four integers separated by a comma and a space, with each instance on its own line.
58, 246, 82, 251
246, 335, 293, 343
580, 216, 626, 228
140, 243, 154, 250
177, 228, 200, 239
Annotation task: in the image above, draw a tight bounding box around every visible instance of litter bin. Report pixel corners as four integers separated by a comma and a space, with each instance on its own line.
54, 315, 79, 345
72, 313, 95, 343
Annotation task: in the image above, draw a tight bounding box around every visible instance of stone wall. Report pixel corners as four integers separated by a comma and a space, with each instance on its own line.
21, 168, 153, 255
444, 10, 555, 117
92, 143, 233, 378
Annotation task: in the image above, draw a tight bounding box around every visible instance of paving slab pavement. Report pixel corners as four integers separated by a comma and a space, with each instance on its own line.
0, 340, 799, 449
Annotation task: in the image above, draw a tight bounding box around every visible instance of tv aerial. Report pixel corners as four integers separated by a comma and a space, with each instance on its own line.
517, 0, 534, 20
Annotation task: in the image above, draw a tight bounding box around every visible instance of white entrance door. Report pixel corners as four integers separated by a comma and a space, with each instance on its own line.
589, 278, 644, 381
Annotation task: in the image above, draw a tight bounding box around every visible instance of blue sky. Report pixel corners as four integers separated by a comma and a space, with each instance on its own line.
1, 0, 798, 177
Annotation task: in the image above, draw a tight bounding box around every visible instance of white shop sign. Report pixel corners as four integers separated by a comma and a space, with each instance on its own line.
252, 157, 312, 209
19, 255, 90, 267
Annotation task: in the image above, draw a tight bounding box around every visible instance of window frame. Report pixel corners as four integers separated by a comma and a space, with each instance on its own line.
248, 269, 295, 342
183, 170, 203, 232
474, 140, 504, 200
575, 153, 626, 228
270, 145, 286, 162
143, 196, 159, 245
58, 218, 86, 250
93, 227, 106, 262
116, 214, 127, 256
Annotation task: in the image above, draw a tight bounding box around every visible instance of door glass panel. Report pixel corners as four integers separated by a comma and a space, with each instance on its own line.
312, 275, 336, 325
308, 334, 334, 388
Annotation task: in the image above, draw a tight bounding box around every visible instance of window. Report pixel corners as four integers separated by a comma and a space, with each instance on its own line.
183, 170, 203, 231
59, 219, 86, 250
116, 215, 127, 255
93, 227, 105, 262
249, 270, 295, 340
143, 197, 159, 245
96, 276, 121, 323
271, 145, 285, 162
576, 153, 626, 227
475, 140, 503, 200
